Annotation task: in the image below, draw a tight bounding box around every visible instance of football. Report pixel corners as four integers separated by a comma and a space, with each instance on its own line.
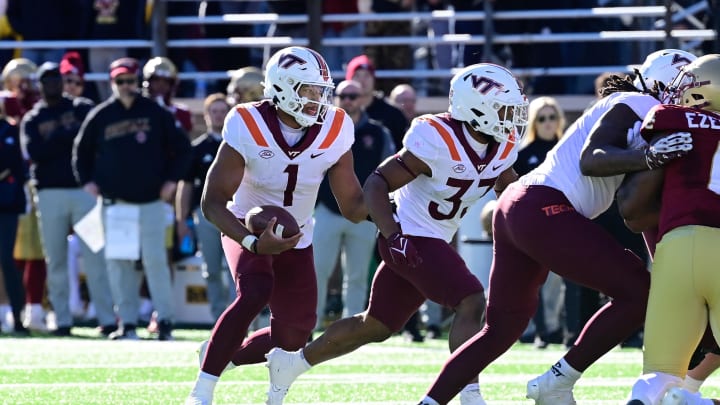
244, 205, 300, 238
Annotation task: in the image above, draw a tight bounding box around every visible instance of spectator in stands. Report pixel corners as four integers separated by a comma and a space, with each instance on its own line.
81, 0, 148, 101
321, 1, 366, 73
73, 57, 192, 341
313, 79, 395, 332
176, 93, 232, 321
1, 58, 39, 121
0, 101, 27, 336
20, 62, 117, 337
6, 0, 81, 65
226, 66, 264, 106
388, 83, 418, 122
59, 51, 86, 99
514, 96, 567, 349
346, 55, 408, 151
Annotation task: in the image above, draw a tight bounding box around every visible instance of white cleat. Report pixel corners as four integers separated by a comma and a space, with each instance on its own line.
197, 340, 235, 374
460, 388, 487, 405
22, 304, 47, 332
662, 387, 715, 405
265, 348, 308, 405
526, 374, 577, 405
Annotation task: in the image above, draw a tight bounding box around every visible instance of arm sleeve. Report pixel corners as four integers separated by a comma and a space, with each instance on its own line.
403, 118, 441, 169
221, 109, 248, 158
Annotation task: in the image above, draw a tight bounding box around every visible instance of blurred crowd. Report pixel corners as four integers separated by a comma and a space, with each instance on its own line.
0, 0, 715, 101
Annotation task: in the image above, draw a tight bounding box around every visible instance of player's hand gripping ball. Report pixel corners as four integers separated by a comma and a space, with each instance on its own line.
244, 205, 300, 238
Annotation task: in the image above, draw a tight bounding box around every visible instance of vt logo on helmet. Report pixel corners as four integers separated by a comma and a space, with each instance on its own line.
449, 63, 529, 143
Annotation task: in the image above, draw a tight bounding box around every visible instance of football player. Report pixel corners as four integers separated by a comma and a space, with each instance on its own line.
621, 54, 720, 405
411, 49, 696, 405
1, 58, 40, 122
142, 56, 193, 133
226, 66, 264, 105
184, 46, 367, 405
265, 63, 529, 405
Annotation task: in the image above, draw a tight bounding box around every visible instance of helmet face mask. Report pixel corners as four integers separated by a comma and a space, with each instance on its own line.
449, 63, 528, 143
668, 54, 720, 113
264, 46, 334, 127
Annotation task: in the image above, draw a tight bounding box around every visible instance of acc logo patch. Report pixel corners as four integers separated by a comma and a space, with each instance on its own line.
452, 164, 466, 173
259, 150, 274, 159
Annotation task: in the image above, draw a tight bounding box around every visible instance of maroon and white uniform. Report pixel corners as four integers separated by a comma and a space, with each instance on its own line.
225, 100, 354, 248
425, 92, 653, 403
367, 113, 516, 332
396, 113, 518, 241
200, 100, 354, 376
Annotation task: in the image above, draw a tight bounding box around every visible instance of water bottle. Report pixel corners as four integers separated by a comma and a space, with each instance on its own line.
179, 219, 195, 255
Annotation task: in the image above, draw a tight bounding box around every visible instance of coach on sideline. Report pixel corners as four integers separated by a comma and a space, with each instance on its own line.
72, 57, 191, 341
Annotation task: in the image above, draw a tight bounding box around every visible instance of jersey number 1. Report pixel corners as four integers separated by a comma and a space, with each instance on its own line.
283, 164, 298, 206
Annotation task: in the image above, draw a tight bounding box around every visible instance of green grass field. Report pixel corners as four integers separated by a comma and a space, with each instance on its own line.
2, 328, 720, 405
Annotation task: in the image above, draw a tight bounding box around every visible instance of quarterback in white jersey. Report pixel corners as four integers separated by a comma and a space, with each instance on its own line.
264, 63, 529, 405
416, 49, 696, 405
185, 46, 367, 405
224, 100, 354, 248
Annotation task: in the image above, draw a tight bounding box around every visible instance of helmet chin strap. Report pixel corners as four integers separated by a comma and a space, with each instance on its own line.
634, 68, 650, 93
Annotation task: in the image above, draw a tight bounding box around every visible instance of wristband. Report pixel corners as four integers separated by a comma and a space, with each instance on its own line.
241, 234, 258, 253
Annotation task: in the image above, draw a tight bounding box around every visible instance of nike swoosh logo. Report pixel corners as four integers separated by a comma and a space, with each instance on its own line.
311, 152, 325, 159
492, 163, 503, 171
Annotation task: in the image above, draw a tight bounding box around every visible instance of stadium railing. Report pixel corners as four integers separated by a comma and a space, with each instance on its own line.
0, 2, 713, 85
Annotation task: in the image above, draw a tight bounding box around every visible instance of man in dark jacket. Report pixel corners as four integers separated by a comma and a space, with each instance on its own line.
73, 57, 191, 341
21, 62, 116, 336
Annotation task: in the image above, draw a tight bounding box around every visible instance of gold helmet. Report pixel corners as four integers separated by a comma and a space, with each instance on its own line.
227, 66, 264, 103
670, 54, 720, 113
142, 56, 178, 81
2, 58, 37, 88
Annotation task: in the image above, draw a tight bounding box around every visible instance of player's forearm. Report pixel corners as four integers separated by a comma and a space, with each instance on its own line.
339, 197, 369, 224
201, 198, 251, 244
363, 174, 400, 238
579, 147, 648, 177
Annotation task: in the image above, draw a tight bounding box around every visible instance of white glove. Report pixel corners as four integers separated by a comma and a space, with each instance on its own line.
645, 131, 692, 170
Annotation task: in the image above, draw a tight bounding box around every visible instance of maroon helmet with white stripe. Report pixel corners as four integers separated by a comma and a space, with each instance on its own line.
264, 46, 335, 127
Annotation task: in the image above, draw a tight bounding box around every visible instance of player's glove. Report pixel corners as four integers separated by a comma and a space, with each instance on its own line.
644, 131, 693, 170
386, 232, 422, 268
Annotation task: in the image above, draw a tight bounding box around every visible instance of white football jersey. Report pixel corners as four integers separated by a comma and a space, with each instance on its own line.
396, 113, 519, 242
519, 91, 658, 219
224, 101, 354, 248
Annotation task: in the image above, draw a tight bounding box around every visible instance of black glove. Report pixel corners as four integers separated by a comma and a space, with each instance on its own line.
644, 131, 693, 170
386, 232, 422, 268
